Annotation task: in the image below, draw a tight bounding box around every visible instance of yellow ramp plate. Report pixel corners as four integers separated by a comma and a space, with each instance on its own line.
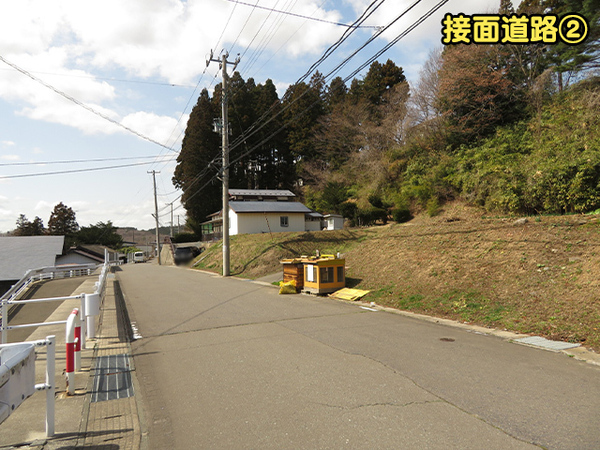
329, 288, 370, 301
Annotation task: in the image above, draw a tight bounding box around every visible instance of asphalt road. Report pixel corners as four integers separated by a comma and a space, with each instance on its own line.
117, 263, 600, 450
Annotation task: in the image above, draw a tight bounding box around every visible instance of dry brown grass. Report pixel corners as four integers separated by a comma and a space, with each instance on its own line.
194, 202, 600, 351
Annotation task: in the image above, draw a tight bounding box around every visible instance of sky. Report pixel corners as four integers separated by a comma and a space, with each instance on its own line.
0, 0, 515, 233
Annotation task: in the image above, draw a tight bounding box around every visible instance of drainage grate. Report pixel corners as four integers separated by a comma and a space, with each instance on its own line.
514, 336, 581, 351
91, 354, 134, 403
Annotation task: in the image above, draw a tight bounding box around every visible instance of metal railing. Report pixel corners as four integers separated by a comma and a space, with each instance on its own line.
1, 264, 97, 306
0, 251, 119, 437
0, 262, 111, 344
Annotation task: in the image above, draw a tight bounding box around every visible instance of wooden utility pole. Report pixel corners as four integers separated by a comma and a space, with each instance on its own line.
207, 50, 239, 277
167, 202, 174, 237
149, 170, 161, 265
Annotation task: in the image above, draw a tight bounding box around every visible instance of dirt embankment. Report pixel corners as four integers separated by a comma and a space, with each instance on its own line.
195, 203, 600, 351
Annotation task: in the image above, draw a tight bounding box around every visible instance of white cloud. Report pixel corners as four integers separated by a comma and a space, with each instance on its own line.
0, 155, 20, 161
121, 111, 188, 149
1, 141, 16, 147
0, 0, 354, 143
34, 200, 56, 211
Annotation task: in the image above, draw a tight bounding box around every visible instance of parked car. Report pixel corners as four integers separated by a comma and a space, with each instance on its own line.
133, 251, 145, 263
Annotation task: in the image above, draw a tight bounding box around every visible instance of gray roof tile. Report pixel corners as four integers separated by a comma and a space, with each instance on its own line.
0, 236, 64, 280
229, 201, 312, 214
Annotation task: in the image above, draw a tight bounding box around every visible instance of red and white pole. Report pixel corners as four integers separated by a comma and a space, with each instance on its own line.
65, 308, 80, 395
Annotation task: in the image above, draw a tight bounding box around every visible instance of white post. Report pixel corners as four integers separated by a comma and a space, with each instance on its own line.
85, 293, 100, 340
46, 335, 55, 437
79, 294, 86, 349
65, 309, 78, 395
1, 300, 7, 344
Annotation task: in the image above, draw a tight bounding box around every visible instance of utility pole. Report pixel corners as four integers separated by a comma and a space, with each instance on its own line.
167, 202, 174, 237
149, 170, 161, 265
207, 50, 239, 277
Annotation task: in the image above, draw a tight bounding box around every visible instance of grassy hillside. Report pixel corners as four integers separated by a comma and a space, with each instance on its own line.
194, 202, 600, 352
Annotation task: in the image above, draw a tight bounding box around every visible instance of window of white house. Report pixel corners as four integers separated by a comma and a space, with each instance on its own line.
280, 216, 289, 227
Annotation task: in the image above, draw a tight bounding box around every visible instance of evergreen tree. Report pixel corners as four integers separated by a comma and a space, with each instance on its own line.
172, 89, 221, 229
48, 202, 79, 236
518, 0, 600, 90
14, 214, 46, 236
282, 72, 326, 163
76, 221, 123, 248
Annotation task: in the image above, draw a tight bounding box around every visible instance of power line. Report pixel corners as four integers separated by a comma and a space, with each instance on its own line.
222, 0, 380, 29
0, 55, 176, 153
227, 0, 428, 157
0, 158, 176, 179
210, 1, 448, 185
241, 0, 297, 77
227, 0, 386, 153
174, 1, 449, 218
0, 154, 170, 167
0, 68, 197, 88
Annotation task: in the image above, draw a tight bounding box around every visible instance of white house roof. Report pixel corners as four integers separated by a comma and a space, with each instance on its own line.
229, 189, 295, 197
229, 201, 312, 214
0, 236, 64, 281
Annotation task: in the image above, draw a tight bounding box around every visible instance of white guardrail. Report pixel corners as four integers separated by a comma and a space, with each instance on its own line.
0, 255, 117, 437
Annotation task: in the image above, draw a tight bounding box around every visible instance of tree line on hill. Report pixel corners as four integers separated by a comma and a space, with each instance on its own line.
174, 0, 600, 235
10, 202, 123, 250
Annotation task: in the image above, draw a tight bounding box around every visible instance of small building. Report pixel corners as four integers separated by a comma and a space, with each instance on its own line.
323, 214, 344, 230
0, 236, 65, 297
305, 212, 324, 232
280, 253, 346, 295
55, 245, 117, 266
202, 189, 326, 238
302, 254, 345, 294
229, 201, 313, 235
280, 258, 304, 292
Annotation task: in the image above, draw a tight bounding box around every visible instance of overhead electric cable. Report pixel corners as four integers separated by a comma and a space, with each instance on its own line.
222, 0, 380, 29
241, 0, 298, 77
343, 0, 449, 82
176, 0, 450, 212
229, 0, 447, 162
247, 0, 329, 78
0, 155, 170, 167
229, 0, 433, 156
295, 0, 387, 85
228, 0, 386, 151
0, 55, 176, 153
0, 158, 176, 180
0, 68, 197, 88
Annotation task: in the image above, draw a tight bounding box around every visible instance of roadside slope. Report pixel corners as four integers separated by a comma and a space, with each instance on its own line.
194, 203, 600, 351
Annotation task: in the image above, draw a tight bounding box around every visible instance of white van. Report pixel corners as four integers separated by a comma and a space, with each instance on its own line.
133, 251, 145, 263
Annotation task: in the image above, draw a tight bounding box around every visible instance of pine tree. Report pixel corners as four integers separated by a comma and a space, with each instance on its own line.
48, 202, 79, 236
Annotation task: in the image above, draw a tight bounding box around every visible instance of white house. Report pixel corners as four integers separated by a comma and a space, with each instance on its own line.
201, 189, 327, 238
229, 201, 317, 235
323, 214, 344, 230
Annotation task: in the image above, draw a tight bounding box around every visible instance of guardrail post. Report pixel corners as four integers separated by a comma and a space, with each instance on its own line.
45, 335, 55, 437
65, 309, 79, 395
85, 293, 100, 340
79, 294, 86, 349
1, 300, 6, 344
